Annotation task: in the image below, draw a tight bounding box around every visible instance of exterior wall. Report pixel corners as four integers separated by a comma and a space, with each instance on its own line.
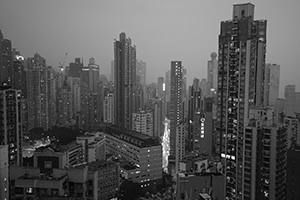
0, 145, 9, 200
286, 149, 300, 200
170, 61, 182, 158
0, 87, 22, 166
264, 64, 280, 107
132, 110, 153, 136
26, 53, 49, 130
114, 32, 137, 129
105, 133, 162, 188
103, 93, 114, 123
217, 3, 267, 198
243, 107, 286, 200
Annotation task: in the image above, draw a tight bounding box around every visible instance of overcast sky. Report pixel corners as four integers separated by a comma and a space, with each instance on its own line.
0, 0, 299, 97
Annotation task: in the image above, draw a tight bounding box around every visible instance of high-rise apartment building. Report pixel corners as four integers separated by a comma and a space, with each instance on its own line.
216, 3, 267, 199
207, 52, 218, 95
47, 66, 57, 128
157, 77, 164, 98
284, 85, 300, 117
286, 147, 300, 200
136, 60, 146, 86
114, 32, 137, 129
0, 86, 22, 166
0, 31, 13, 85
87, 57, 100, 93
165, 70, 171, 103
264, 63, 280, 107
0, 145, 9, 200
103, 93, 114, 124
187, 78, 201, 152
11, 49, 25, 91
26, 53, 50, 131
169, 61, 183, 168
132, 110, 153, 136
244, 107, 286, 200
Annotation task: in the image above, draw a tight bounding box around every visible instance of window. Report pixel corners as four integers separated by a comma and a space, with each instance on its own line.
44, 161, 52, 169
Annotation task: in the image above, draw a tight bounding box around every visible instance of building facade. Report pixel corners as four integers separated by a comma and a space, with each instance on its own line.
216, 3, 267, 199
114, 32, 137, 129
169, 61, 183, 162
132, 110, 153, 136
0, 86, 22, 166
264, 63, 280, 107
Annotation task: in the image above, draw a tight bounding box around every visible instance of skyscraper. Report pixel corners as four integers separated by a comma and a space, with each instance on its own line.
26, 53, 50, 131
216, 3, 267, 199
187, 78, 201, 152
114, 32, 137, 129
157, 77, 164, 98
0, 31, 13, 85
136, 60, 146, 86
264, 63, 280, 107
103, 93, 114, 124
88, 57, 100, 93
69, 57, 83, 78
284, 85, 300, 117
207, 52, 218, 95
169, 61, 183, 173
244, 107, 286, 200
0, 86, 22, 166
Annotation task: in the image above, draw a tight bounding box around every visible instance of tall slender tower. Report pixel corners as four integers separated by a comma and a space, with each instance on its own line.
207, 52, 218, 95
26, 53, 50, 131
114, 32, 137, 129
187, 78, 201, 152
169, 61, 183, 173
0, 32, 13, 85
0, 86, 22, 166
216, 3, 267, 199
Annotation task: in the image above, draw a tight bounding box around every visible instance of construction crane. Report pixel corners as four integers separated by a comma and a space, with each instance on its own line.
59, 52, 68, 71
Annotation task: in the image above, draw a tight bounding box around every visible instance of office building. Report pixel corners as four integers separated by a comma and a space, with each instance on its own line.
284, 85, 300, 117
243, 107, 286, 200
216, 3, 267, 198
0, 86, 22, 166
114, 32, 137, 129
0, 145, 9, 200
264, 63, 280, 107
132, 109, 153, 136
169, 61, 183, 163
26, 53, 50, 131
207, 52, 218, 94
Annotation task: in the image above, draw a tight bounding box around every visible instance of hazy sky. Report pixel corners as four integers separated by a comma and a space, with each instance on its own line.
1, 0, 299, 97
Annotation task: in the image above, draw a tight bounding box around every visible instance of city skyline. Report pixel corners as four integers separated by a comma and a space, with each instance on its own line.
0, 0, 299, 96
